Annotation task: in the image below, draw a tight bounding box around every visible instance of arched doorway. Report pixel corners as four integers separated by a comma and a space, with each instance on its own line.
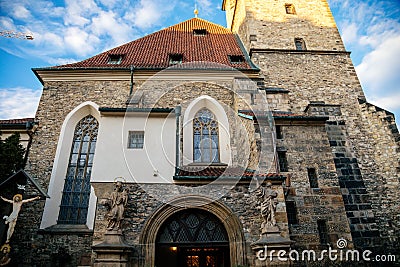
139, 195, 247, 266
155, 209, 230, 267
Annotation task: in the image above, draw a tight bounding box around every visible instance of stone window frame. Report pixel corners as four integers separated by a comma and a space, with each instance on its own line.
58, 115, 99, 225
40, 102, 100, 231
182, 95, 231, 166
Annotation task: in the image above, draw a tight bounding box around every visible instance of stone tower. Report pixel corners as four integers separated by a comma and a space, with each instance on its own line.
224, 0, 400, 255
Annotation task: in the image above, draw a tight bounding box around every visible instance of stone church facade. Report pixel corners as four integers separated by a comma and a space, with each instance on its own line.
3, 0, 399, 266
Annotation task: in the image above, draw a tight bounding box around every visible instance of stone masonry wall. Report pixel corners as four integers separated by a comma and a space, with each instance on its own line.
225, 0, 345, 52
276, 122, 352, 250
91, 181, 289, 266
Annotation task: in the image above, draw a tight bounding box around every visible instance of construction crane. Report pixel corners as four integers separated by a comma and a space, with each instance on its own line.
0, 30, 34, 40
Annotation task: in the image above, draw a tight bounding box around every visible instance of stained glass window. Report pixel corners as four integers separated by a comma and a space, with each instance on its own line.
193, 108, 220, 163
157, 209, 228, 244
58, 115, 98, 224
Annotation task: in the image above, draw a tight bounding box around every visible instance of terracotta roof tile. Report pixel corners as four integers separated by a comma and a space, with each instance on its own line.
0, 118, 34, 125
52, 18, 255, 70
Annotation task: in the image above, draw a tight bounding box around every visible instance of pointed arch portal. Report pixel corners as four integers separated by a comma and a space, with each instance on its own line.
156, 209, 229, 267
140, 195, 246, 267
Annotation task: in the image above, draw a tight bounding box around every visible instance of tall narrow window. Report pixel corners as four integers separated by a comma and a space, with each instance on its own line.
286, 201, 298, 224
317, 220, 330, 245
276, 125, 283, 139
58, 115, 99, 224
193, 108, 219, 163
308, 168, 319, 188
278, 151, 288, 172
295, 38, 306, 50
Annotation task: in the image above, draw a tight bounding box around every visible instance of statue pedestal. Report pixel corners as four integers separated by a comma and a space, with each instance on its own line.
251, 227, 294, 267
92, 230, 133, 267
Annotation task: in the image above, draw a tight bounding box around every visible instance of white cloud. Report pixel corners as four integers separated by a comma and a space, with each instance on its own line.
12, 5, 31, 19
64, 27, 99, 56
64, 0, 98, 26
0, 88, 41, 119
91, 10, 132, 45
369, 92, 400, 112
356, 35, 400, 92
131, 0, 163, 29
341, 23, 359, 45
0, 16, 16, 31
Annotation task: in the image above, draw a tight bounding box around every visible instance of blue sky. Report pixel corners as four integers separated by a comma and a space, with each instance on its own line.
0, 0, 399, 124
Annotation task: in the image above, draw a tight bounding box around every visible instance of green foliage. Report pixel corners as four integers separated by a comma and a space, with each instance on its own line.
0, 132, 25, 182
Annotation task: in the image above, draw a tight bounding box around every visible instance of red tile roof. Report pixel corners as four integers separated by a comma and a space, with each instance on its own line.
52, 18, 255, 70
0, 118, 34, 125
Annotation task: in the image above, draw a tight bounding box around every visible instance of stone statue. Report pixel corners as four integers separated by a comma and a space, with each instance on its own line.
0, 244, 11, 266
256, 182, 278, 233
1, 194, 40, 243
106, 181, 128, 231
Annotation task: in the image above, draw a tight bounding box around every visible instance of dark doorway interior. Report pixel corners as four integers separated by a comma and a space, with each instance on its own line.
155, 209, 230, 267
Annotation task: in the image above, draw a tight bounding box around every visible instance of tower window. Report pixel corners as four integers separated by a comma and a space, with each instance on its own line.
308, 168, 319, 188
295, 38, 306, 50
278, 151, 288, 172
169, 54, 183, 65
228, 55, 245, 64
285, 4, 296, 14
108, 54, 123, 64
128, 131, 144, 149
286, 201, 298, 224
317, 220, 330, 245
193, 29, 208, 36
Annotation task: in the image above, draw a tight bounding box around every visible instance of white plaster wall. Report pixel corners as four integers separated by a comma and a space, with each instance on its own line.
91, 113, 176, 184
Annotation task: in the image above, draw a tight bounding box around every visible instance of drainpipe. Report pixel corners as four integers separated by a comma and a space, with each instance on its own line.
129, 65, 134, 95
175, 106, 181, 176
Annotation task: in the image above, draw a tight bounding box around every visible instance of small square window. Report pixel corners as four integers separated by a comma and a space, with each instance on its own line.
294, 38, 306, 50
128, 131, 144, 149
285, 4, 296, 14
169, 54, 183, 65
108, 54, 123, 64
193, 29, 208, 36
228, 55, 245, 64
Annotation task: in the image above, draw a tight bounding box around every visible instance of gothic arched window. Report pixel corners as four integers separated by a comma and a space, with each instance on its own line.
58, 115, 98, 224
193, 108, 220, 163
